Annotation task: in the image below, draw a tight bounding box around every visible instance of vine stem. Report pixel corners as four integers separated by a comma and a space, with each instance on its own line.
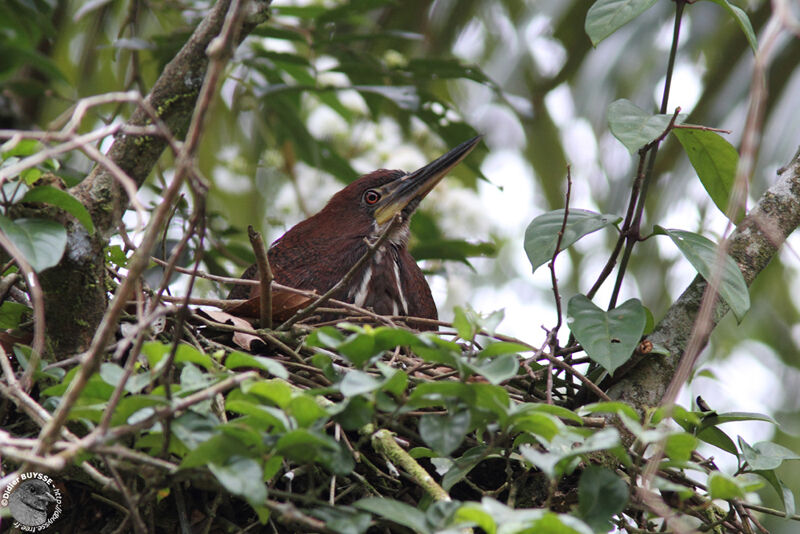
606, 0, 686, 310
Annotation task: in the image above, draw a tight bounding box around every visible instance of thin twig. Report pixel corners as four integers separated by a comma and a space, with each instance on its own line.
548, 166, 571, 334
102, 454, 147, 534
248, 225, 274, 329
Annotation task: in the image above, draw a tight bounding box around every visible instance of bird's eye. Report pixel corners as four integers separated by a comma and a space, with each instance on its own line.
363, 190, 381, 205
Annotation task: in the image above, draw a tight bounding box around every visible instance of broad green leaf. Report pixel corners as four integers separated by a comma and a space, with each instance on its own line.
208, 456, 267, 507
20, 185, 94, 233
1, 139, 42, 158
99, 363, 151, 394
585, 0, 659, 45
441, 446, 488, 491
225, 400, 290, 431
0, 301, 29, 329
697, 426, 738, 456
738, 436, 800, 471
703, 0, 758, 52
524, 209, 620, 273
700, 411, 776, 428
521, 428, 621, 479
607, 99, 678, 153
657, 228, 750, 321
673, 129, 740, 221
174, 343, 213, 370
664, 432, 699, 462
513, 403, 583, 425
172, 412, 220, 450
333, 396, 374, 430
243, 379, 292, 408
419, 408, 471, 456
454, 504, 496, 534
287, 395, 328, 427
225, 351, 288, 379
354, 497, 431, 534
577, 466, 628, 532
708, 472, 745, 500
340, 369, 382, 397
509, 412, 561, 442
453, 306, 478, 341
464, 353, 519, 385
567, 296, 646, 375
0, 215, 66, 272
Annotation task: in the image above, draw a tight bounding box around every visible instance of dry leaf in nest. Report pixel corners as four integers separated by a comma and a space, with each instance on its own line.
198, 309, 264, 352
223, 288, 314, 323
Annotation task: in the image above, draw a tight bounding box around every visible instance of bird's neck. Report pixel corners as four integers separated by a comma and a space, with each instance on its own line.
369, 219, 410, 248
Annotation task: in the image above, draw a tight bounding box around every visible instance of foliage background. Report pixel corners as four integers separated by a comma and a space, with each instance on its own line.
2, 0, 800, 531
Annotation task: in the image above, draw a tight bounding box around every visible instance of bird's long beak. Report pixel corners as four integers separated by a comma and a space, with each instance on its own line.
373, 136, 482, 225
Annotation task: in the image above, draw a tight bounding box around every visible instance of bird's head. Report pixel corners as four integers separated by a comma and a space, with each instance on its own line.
316, 136, 481, 245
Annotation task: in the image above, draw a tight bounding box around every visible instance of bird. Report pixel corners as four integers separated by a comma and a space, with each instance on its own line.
228, 136, 481, 323
7, 478, 56, 527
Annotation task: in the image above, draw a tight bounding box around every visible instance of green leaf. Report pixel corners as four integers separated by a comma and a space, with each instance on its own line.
0, 216, 66, 272
287, 395, 328, 427
208, 456, 267, 507
2, 139, 42, 158
577, 466, 629, 532
521, 428, 621, 479
454, 504, 497, 534
657, 228, 750, 321
754, 469, 795, 517
354, 497, 431, 534
21, 185, 95, 234
514, 403, 583, 425
225, 351, 288, 379
607, 99, 678, 153
465, 353, 519, 385
340, 369, 382, 397
708, 472, 745, 500
700, 411, 776, 428
673, 129, 739, 221
703, 0, 758, 52
739, 436, 800, 471
419, 408, 471, 456
174, 344, 213, 370
509, 412, 561, 442
697, 426, 738, 456
585, 0, 659, 45
99, 363, 151, 394
453, 306, 477, 341
524, 209, 620, 273
0, 301, 29, 329
243, 379, 293, 408
664, 432, 699, 462
567, 296, 646, 375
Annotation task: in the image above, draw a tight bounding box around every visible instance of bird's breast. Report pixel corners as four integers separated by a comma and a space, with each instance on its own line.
348, 246, 409, 316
